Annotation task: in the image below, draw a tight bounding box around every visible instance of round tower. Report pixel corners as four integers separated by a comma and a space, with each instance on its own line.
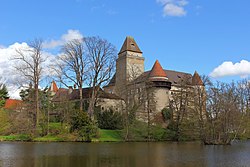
147, 60, 172, 118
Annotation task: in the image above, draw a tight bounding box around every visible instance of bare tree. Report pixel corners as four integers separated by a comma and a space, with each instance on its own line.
85, 36, 116, 119
191, 75, 211, 141
54, 39, 86, 111
205, 80, 246, 144
13, 39, 45, 129
114, 64, 145, 140
169, 74, 193, 141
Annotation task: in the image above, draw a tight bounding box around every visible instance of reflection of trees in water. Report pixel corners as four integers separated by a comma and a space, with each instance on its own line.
1, 142, 250, 167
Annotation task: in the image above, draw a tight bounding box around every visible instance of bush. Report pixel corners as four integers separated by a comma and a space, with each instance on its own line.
162, 108, 172, 121
123, 120, 168, 141
8, 110, 34, 135
70, 110, 98, 141
0, 110, 10, 135
95, 109, 123, 130
151, 125, 168, 141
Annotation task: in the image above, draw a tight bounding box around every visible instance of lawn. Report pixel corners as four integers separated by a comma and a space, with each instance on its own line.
0, 134, 31, 141
96, 129, 123, 142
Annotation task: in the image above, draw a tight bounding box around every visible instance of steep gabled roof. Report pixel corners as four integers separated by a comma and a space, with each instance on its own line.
69, 87, 122, 100
133, 70, 192, 85
149, 60, 167, 78
104, 73, 116, 87
118, 36, 142, 54
52, 87, 122, 102
192, 71, 204, 86
165, 70, 192, 85
52, 88, 69, 102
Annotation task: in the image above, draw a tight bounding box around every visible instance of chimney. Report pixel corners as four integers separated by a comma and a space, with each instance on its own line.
68, 86, 73, 94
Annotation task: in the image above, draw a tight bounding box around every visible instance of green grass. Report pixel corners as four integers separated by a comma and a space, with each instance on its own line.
48, 122, 65, 130
33, 135, 65, 142
0, 134, 31, 141
96, 129, 123, 142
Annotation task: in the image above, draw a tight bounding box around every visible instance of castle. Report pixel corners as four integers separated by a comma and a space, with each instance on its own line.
51, 36, 204, 123
103, 36, 204, 123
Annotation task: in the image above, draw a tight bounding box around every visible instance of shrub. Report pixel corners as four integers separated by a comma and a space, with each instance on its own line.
70, 110, 98, 141
123, 120, 168, 141
95, 109, 123, 130
162, 108, 172, 121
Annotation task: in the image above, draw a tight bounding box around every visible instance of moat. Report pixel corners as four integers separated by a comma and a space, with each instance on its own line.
0, 141, 249, 167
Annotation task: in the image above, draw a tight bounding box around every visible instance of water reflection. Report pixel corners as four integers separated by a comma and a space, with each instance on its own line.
0, 141, 249, 167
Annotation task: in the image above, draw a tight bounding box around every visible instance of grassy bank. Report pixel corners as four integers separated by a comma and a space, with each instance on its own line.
0, 129, 123, 142
95, 129, 123, 142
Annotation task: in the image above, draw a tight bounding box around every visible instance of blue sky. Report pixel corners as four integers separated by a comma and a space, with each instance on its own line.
1, 0, 250, 97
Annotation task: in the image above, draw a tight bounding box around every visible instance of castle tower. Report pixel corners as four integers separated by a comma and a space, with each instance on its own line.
115, 36, 145, 93
148, 60, 171, 114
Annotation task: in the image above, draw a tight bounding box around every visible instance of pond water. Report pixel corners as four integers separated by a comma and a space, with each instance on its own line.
0, 141, 249, 167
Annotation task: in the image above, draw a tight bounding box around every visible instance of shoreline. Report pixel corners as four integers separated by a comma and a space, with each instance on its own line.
1, 135, 248, 144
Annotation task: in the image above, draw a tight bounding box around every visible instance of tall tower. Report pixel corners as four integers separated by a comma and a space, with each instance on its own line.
115, 36, 145, 93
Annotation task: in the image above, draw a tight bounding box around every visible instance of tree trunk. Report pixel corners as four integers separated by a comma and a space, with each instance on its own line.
88, 86, 96, 120
79, 85, 83, 112
35, 83, 39, 129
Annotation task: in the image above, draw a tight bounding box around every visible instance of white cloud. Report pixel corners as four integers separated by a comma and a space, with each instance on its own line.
0, 42, 58, 99
1, 29, 82, 99
0, 43, 28, 99
210, 60, 250, 78
43, 29, 83, 49
157, 0, 188, 17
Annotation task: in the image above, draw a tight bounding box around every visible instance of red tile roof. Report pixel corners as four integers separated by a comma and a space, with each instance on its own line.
192, 71, 204, 86
4, 99, 22, 110
52, 87, 122, 102
149, 60, 167, 78
51, 81, 59, 92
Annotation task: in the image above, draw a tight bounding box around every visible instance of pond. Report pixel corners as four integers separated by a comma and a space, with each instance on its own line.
0, 141, 249, 167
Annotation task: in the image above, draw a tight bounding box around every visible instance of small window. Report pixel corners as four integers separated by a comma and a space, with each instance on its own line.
101, 107, 104, 111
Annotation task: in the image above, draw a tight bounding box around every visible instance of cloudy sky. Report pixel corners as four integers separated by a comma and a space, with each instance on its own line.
1, 0, 250, 98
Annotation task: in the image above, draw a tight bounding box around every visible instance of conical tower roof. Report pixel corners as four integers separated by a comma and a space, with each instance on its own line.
149, 60, 167, 79
192, 71, 204, 86
118, 36, 142, 54
50, 81, 59, 92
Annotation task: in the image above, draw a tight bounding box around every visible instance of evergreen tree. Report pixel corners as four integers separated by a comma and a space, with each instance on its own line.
0, 84, 9, 108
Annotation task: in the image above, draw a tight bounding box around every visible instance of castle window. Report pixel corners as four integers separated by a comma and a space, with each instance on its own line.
101, 107, 104, 111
